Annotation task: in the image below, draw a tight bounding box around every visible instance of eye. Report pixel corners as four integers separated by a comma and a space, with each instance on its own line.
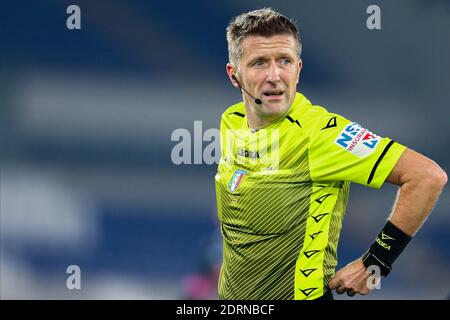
252, 60, 265, 67
280, 58, 291, 65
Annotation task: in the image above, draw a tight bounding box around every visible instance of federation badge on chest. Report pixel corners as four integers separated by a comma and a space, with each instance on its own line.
228, 169, 247, 192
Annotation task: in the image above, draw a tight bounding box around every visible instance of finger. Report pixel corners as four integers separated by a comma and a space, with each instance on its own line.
359, 288, 370, 295
328, 277, 338, 289
335, 286, 346, 295
347, 289, 356, 297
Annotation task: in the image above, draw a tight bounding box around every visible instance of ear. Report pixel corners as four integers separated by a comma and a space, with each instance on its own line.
226, 63, 239, 88
296, 59, 303, 84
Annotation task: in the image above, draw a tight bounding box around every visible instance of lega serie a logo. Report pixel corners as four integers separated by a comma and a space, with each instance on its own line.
228, 169, 247, 192
335, 122, 381, 157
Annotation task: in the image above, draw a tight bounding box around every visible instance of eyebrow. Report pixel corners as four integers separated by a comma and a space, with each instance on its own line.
247, 52, 295, 64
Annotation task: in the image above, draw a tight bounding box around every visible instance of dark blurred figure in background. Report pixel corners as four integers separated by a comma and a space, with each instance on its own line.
181, 227, 222, 300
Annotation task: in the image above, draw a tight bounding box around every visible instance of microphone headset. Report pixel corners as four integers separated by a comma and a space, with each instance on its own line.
231, 74, 262, 105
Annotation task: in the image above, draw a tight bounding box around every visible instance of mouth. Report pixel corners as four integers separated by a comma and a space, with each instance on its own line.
262, 90, 284, 97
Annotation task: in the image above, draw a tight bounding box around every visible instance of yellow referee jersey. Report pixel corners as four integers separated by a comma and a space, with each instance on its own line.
215, 92, 406, 300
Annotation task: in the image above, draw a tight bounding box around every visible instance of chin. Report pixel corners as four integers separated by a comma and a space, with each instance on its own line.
263, 101, 290, 116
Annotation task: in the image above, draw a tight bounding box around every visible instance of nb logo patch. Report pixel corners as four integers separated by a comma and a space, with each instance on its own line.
335, 122, 381, 158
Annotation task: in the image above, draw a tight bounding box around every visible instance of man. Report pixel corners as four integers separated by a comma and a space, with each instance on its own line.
215, 8, 447, 300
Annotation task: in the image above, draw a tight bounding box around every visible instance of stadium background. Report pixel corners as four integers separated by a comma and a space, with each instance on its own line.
1, 0, 449, 299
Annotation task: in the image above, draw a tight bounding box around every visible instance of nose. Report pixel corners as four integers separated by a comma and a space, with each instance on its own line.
266, 62, 281, 83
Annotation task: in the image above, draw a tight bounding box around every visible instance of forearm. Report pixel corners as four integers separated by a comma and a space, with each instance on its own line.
330, 150, 447, 295
389, 174, 446, 236
362, 151, 447, 275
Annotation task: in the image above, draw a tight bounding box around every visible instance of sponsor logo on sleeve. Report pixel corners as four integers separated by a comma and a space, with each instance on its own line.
335, 122, 381, 157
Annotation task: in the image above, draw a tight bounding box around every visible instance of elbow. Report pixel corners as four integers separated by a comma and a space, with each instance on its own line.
424, 164, 447, 190
437, 168, 448, 188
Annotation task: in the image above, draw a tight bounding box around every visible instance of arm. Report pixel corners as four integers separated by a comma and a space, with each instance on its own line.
385, 148, 447, 235
329, 148, 447, 296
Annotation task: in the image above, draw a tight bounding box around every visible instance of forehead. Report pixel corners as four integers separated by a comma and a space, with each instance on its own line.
241, 34, 298, 60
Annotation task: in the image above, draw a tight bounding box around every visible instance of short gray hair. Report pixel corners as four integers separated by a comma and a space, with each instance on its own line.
226, 8, 302, 68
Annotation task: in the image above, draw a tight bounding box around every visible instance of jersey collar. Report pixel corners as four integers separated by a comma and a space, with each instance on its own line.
242, 92, 306, 132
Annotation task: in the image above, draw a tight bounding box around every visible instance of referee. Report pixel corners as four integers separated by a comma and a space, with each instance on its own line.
215, 8, 447, 300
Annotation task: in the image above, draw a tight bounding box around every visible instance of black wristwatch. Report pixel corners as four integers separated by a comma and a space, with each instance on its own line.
362, 251, 391, 277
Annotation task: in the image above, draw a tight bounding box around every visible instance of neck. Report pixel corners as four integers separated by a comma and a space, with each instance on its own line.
246, 112, 284, 131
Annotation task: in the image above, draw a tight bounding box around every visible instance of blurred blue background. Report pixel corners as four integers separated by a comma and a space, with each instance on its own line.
0, 0, 449, 299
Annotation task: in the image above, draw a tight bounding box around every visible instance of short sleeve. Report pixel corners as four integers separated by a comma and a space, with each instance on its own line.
308, 113, 406, 189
